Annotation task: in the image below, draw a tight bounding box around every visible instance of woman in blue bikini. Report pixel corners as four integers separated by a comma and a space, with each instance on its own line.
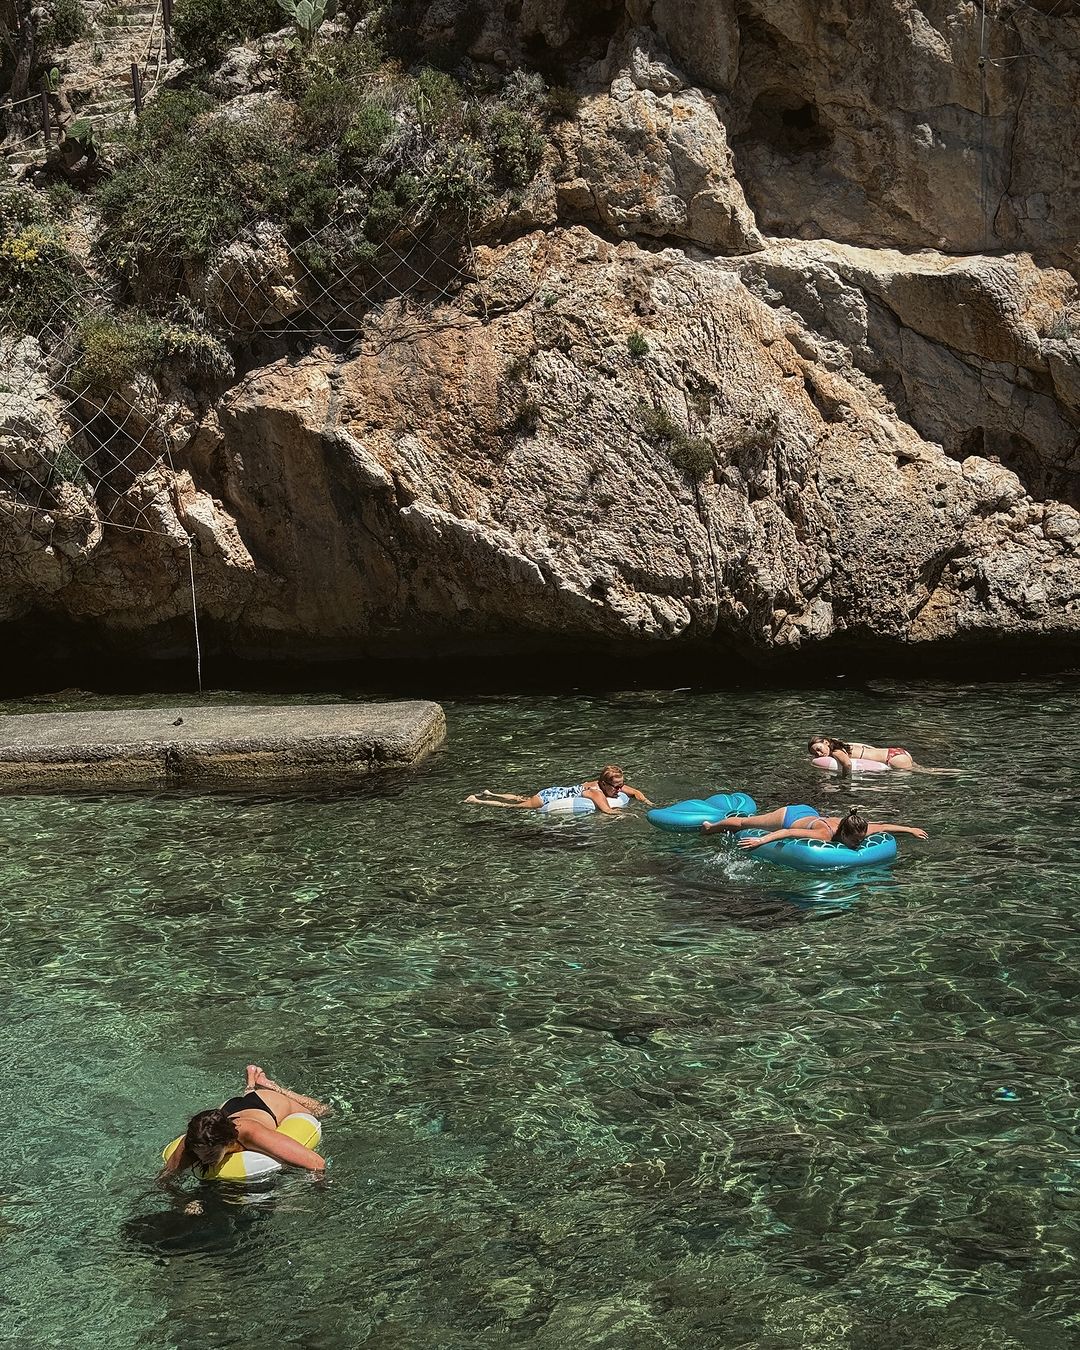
465, 765, 652, 814
702, 803, 928, 849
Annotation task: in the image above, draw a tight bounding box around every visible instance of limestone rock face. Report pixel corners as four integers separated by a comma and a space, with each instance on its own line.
564, 29, 763, 253
197, 221, 307, 331
207, 41, 284, 99
428, 0, 1080, 267
178, 229, 1080, 656
700, 0, 1080, 265
650, 0, 739, 95
733, 243, 1080, 504
9, 229, 1076, 662
0, 338, 103, 619
0, 339, 255, 638
6, 1, 1080, 668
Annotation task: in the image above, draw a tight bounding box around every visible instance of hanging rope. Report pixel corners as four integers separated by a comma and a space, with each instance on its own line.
978, 0, 991, 251
186, 536, 203, 693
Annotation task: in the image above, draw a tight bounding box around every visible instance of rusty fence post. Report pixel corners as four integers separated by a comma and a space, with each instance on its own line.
131, 62, 143, 115
39, 89, 51, 144
162, 0, 174, 63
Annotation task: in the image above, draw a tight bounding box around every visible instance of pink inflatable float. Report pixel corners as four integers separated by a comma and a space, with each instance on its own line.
813, 755, 890, 774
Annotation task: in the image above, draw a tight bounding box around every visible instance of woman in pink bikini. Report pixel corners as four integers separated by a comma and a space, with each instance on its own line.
807, 735, 956, 774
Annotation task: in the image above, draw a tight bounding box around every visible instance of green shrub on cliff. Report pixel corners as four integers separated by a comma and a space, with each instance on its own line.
1045, 308, 1080, 342
482, 70, 546, 192
638, 403, 715, 482
0, 183, 50, 235
485, 104, 543, 192
0, 225, 84, 337
92, 30, 551, 313
545, 85, 581, 121
37, 0, 87, 55
96, 93, 293, 288
73, 312, 233, 389
627, 330, 649, 359
0, 186, 86, 339
172, 0, 283, 64
297, 58, 388, 144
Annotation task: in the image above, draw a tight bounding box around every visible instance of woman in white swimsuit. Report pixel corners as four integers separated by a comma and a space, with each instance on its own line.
465, 765, 652, 814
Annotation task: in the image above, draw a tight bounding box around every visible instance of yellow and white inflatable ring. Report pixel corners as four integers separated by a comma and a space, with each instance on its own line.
162, 1111, 321, 1181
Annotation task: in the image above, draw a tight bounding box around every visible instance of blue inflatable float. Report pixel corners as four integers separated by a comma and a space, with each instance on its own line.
736, 828, 898, 872
647, 791, 758, 832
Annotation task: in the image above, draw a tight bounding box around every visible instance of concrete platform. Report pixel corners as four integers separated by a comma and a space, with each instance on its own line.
0, 701, 446, 790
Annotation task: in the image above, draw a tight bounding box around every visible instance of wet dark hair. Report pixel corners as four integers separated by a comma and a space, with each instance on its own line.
809, 734, 852, 757
832, 806, 869, 848
184, 1109, 238, 1168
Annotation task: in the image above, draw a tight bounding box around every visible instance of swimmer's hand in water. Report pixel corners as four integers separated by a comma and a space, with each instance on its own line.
737, 836, 766, 849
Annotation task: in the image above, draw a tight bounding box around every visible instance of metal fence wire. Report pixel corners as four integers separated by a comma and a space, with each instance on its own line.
2, 2, 504, 684
1, 193, 479, 559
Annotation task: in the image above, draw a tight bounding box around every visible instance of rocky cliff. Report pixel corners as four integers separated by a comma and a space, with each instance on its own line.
3, 0, 1079, 669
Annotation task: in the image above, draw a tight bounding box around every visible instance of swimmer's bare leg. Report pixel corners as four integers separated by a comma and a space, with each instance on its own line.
247, 1065, 331, 1117
702, 808, 787, 835
464, 794, 542, 808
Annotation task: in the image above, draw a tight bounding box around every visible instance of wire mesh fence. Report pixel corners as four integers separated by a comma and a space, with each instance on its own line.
1, 199, 479, 559
1, 3, 532, 682
1, 189, 479, 686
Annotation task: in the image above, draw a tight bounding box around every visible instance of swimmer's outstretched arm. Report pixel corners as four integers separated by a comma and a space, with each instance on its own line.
867, 822, 929, 839
623, 785, 654, 805
157, 1137, 190, 1184
239, 1120, 325, 1171
581, 786, 622, 814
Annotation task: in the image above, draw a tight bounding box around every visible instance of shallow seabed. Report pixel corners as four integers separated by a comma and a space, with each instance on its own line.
1, 676, 1078, 1349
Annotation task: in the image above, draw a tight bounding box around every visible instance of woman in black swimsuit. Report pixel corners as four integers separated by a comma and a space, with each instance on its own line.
159, 1064, 329, 1178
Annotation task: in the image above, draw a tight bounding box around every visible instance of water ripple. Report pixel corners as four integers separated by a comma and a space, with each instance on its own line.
1, 677, 1079, 1347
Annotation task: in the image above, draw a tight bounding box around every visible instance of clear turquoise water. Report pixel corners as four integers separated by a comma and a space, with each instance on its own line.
1, 677, 1079, 1349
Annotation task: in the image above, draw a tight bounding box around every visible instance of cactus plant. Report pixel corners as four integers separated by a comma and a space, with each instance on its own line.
276, 0, 328, 41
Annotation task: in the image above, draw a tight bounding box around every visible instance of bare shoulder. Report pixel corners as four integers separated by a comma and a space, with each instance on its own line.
236, 1117, 278, 1147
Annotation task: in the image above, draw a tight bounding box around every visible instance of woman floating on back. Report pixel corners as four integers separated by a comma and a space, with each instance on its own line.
808, 734, 958, 775
703, 803, 929, 849
465, 765, 652, 814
